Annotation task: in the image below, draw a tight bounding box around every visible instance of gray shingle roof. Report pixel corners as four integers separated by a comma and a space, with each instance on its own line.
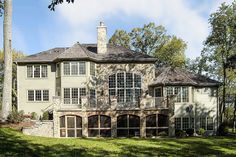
16, 43, 157, 63
150, 67, 220, 87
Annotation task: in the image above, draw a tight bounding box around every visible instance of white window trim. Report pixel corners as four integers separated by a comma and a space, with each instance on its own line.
27, 65, 48, 78
27, 89, 49, 102
63, 62, 87, 76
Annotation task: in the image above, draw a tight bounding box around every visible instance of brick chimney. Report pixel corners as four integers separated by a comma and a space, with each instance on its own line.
97, 22, 107, 54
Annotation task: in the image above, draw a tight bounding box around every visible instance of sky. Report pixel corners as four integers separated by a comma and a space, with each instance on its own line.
0, 0, 234, 59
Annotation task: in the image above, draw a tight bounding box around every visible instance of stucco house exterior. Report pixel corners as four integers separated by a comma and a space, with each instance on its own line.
16, 22, 220, 138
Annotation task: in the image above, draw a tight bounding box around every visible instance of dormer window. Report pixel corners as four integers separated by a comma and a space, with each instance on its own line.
27, 65, 48, 78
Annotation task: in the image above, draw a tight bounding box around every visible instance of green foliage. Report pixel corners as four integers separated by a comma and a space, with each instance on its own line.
197, 128, 206, 136
31, 112, 37, 120
109, 22, 187, 67
175, 129, 187, 138
41, 111, 49, 120
49, 0, 75, 11
186, 129, 194, 136
218, 122, 229, 136
7, 107, 24, 123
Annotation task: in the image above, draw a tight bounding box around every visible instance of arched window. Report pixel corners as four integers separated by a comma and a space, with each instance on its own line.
88, 115, 111, 137
60, 115, 82, 137
109, 72, 142, 107
146, 114, 168, 137
117, 115, 140, 137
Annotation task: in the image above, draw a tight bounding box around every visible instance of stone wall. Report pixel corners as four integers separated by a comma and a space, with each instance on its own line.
22, 120, 54, 137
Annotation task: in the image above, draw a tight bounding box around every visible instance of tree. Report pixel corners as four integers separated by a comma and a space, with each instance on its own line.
204, 2, 236, 123
154, 36, 186, 67
49, 0, 75, 11
1, 0, 12, 120
109, 22, 187, 67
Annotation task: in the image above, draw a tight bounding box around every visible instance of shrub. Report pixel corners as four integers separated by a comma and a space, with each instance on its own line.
41, 111, 49, 120
186, 129, 194, 136
197, 128, 205, 135
175, 129, 186, 137
218, 122, 229, 136
158, 131, 168, 136
7, 108, 24, 123
31, 112, 38, 120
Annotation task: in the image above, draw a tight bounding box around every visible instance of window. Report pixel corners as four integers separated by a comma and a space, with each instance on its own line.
56, 63, 61, 77
108, 73, 142, 106
27, 65, 48, 78
88, 115, 111, 137
63, 62, 70, 75
28, 90, 34, 101
146, 114, 168, 137
63, 62, 86, 76
154, 87, 162, 97
175, 117, 194, 130
200, 117, 214, 130
175, 118, 181, 129
71, 62, 78, 75
165, 87, 189, 102
27, 90, 49, 102
117, 115, 140, 137
90, 62, 95, 76
63, 88, 87, 107
60, 116, 82, 137
79, 62, 86, 75
89, 89, 96, 108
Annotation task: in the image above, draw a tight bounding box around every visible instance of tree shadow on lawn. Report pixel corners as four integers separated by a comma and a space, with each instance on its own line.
1, 129, 236, 157
108, 137, 236, 157
0, 129, 110, 157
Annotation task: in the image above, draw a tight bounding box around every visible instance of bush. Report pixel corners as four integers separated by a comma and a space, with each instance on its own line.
175, 129, 186, 138
31, 112, 37, 120
197, 128, 205, 135
218, 122, 229, 136
41, 111, 49, 120
7, 108, 24, 123
186, 129, 194, 136
158, 131, 168, 136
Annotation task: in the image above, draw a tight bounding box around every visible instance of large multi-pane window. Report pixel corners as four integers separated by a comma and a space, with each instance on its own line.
63, 62, 86, 76
88, 115, 111, 137
63, 88, 87, 106
27, 65, 48, 78
89, 89, 96, 108
175, 117, 194, 130
60, 115, 82, 137
146, 114, 168, 137
109, 73, 142, 105
166, 87, 189, 102
90, 62, 96, 76
27, 90, 49, 102
200, 117, 214, 130
117, 115, 140, 137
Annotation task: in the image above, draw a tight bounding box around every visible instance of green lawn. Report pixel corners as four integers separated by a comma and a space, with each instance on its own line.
0, 128, 236, 157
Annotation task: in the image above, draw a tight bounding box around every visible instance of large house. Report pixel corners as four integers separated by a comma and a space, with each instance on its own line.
16, 22, 220, 138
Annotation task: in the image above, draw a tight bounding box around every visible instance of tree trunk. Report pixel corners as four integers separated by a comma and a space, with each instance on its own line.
233, 95, 236, 132
1, 0, 12, 120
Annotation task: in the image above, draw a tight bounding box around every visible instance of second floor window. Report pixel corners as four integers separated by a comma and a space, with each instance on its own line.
27, 90, 49, 102
27, 65, 48, 78
166, 86, 189, 102
63, 62, 86, 76
109, 72, 142, 104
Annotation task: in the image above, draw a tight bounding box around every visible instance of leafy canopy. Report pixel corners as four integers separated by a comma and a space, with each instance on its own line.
109, 22, 187, 67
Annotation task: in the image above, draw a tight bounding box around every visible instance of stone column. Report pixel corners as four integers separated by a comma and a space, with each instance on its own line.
111, 112, 117, 137
140, 112, 146, 138
168, 95, 175, 137
82, 113, 88, 137
52, 96, 61, 137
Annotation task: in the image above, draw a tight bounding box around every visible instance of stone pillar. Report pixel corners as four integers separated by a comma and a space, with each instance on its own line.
97, 22, 107, 54
52, 96, 61, 137
82, 113, 88, 137
111, 113, 117, 137
140, 112, 146, 138
168, 95, 175, 137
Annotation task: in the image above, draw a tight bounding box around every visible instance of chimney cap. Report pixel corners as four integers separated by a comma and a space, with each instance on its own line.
99, 21, 105, 27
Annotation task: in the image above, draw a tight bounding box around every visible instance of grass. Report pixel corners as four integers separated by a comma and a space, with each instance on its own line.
1, 128, 236, 157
